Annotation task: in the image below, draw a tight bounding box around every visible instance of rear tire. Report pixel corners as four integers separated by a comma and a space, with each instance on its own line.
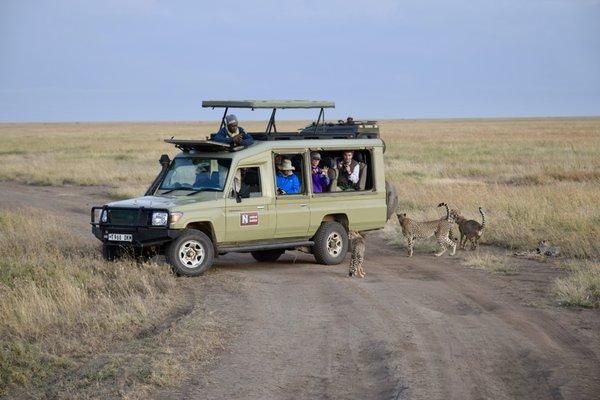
312, 221, 348, 265
251, 249, 285, 262
166, 229, 214, 277
102, 244, 123, 261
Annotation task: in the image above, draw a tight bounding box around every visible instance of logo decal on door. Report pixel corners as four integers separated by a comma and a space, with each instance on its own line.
240, 212, 259, 226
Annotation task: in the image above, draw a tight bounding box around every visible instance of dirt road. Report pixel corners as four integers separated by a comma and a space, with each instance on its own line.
2, 182, 599, 400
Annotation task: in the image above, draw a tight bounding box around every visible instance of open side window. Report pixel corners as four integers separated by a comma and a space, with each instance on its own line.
273, 152, 306, 196
231, 167, 262, 199
310, 149, 373, 193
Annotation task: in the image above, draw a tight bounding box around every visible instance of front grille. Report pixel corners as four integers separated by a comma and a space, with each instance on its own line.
108, 209, 142, 226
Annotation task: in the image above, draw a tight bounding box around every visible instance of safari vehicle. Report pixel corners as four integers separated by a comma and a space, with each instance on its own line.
91, 100, 398, 277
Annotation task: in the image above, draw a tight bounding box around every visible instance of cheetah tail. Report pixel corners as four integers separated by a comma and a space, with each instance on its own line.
479, 207, 486, 229
437, 202, 450, 220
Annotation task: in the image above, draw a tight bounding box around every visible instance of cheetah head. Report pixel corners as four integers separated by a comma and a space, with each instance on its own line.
449, 209, 462, 220
396, 213, 408, 223
349, 230, 363, 240
536, 239, 550, 254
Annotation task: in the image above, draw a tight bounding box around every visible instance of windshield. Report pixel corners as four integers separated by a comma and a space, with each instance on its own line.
159, 157, 232, 193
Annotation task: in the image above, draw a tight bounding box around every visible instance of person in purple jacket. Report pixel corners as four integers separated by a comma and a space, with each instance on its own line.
310, 152, 330, 193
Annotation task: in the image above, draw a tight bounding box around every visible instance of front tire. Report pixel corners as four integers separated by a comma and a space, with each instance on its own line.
251, 249, 285, 262
312, 221, 348, 265
166, 229, 214, 277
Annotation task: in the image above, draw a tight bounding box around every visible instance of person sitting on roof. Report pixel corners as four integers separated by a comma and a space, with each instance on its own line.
213, 114, 254, 147
276, 159, 300, 195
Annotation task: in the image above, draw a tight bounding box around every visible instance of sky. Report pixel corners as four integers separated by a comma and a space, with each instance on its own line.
0, 0, 599, 122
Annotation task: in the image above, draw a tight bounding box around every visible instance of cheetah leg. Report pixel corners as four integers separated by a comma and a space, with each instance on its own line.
460, 234, 467, 250
448, 236, 457, 256
407, 237, 414, 257
434, 238, 447, 257
470, 237, 478, 250
358, 263, 365, 278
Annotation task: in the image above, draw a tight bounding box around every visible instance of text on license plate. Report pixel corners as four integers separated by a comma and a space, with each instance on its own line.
107, 233, 133, 242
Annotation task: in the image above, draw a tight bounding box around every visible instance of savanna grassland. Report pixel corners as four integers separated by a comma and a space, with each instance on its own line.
1, 117, 599, 258
0, 209, 226, 398
0, 117, 599, 396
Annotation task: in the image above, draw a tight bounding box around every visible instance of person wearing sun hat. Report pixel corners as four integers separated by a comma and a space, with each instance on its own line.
213, 114, 254, 146
276, 159, 300, 194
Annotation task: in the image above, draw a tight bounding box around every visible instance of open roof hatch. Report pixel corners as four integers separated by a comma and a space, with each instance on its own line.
202, 99, 335, 135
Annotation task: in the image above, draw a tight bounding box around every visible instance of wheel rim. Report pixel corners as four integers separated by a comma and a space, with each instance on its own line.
178, 240, 205, 268
326, 232, 342, 257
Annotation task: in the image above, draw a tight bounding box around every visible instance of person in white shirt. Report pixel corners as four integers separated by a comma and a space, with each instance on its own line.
337, 150, 360, 190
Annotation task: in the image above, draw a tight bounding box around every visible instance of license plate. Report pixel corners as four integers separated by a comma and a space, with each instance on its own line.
107, 233, 133, 242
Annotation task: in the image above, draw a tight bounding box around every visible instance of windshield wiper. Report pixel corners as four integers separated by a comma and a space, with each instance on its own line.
160, 188, 178, 195
186, 188, 222, 196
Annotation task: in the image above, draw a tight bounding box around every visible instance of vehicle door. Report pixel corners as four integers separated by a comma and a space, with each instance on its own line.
225, 165, 276, 242
273, 151, 310, 238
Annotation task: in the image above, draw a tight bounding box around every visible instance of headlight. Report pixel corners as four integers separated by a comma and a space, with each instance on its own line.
151, 212, 169, 226
100, 209, 108, 223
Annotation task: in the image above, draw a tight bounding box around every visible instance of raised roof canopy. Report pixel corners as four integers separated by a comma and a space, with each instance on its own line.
202, 100, 335, 109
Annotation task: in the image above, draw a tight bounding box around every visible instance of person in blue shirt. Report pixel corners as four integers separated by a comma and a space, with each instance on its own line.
212, 114, 254, 147
276, 159, 300, 194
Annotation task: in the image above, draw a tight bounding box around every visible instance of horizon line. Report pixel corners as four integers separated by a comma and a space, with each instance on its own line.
1, 115, 599, 125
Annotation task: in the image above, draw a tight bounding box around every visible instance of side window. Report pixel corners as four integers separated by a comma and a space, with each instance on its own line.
311, 150, 373, 193
274, 153, 305, 195
232, 167, 262, 198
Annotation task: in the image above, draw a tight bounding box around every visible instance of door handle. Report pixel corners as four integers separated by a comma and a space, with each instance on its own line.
229, 209, 240, 212
256, 206, 265, 209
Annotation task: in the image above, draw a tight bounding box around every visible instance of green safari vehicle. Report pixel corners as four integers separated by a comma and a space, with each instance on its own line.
91, 100, 398, 276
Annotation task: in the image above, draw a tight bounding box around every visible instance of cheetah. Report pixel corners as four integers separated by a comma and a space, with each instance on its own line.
536, 239, 560, 257
396, 212, 456, 257
348, 231, 366, 278
447, 207, 486, 250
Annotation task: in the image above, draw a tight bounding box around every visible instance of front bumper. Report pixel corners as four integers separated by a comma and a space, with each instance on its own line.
92, 225, 182, 247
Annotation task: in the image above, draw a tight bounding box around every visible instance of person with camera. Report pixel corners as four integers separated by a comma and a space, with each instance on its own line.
213, 114, 254, 147
337, 150, 359, 190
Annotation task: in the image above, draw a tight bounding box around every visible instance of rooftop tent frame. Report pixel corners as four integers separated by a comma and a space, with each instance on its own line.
201, 99, 335, 134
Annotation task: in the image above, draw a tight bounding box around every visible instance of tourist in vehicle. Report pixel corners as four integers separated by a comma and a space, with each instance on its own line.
213, 114, 254, 146
274, 153, 284, 168
337, 150, 359, 190
276, 159, 300, 194
310, 152, 329, 193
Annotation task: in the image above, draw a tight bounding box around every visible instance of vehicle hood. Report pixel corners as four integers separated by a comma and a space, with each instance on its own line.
106, 192, 221, 209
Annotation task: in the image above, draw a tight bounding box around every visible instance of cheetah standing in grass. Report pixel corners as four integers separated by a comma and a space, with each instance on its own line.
348, 231, 366, 278
396, 211, 456, 257
446, 206, 486, 250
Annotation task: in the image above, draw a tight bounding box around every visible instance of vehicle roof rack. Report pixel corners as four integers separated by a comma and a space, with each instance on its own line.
202, 100, 335, 109
164, 138, 242, 153
249, 131, 379, 141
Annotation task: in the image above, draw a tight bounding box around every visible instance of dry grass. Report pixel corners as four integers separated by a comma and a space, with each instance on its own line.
0, 208, 214, 398
381, 117, 600, 259
463, 252, 520, 275
552, 261, 600, 308
0, 117, 599, 258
